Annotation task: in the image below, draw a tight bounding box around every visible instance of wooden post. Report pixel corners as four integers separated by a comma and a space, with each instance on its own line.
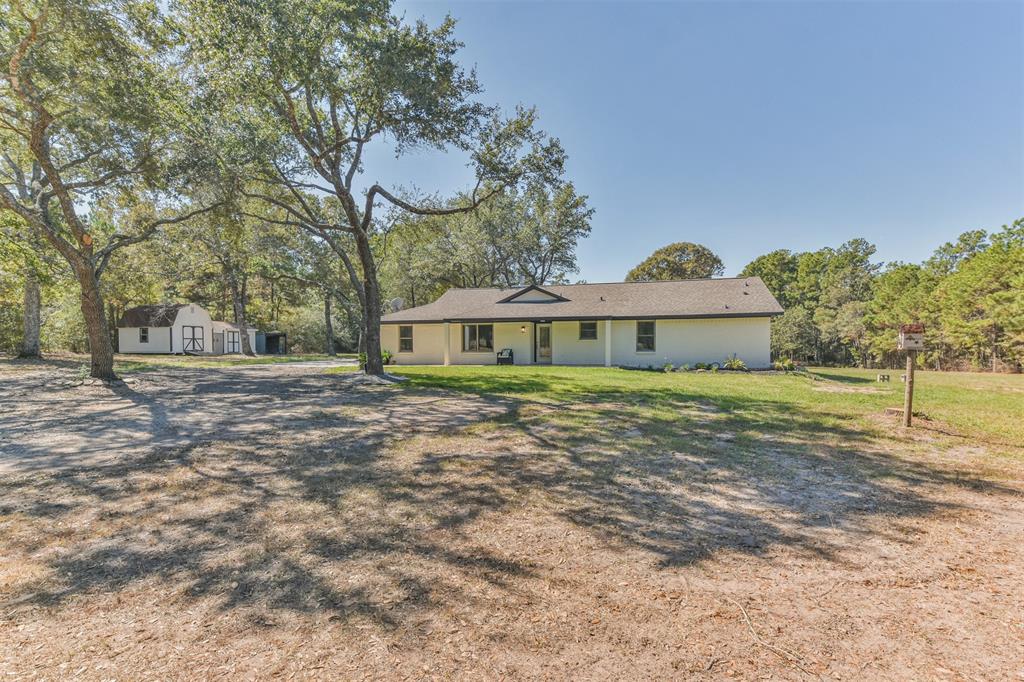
903, 349, 916, 427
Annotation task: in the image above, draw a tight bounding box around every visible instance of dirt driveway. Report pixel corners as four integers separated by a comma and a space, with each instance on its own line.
0, 360, 502, 474
1, 361, 1022, 680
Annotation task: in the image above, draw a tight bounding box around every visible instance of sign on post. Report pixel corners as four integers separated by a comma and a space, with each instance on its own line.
898, 324, 925, 427
898, 323, 925, 351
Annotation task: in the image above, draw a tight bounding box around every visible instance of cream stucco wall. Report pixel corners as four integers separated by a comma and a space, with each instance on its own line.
380, 316, 772, 368
383, 322, 534, 365
448, 322, 533, 365
383, 323, 446, 365
609, 317, 771, 368
551, 320, 605, 365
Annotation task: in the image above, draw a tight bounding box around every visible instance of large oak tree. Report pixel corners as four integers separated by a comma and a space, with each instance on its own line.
625, 241, 725, 282
177, 0, 564, 375
1, 0, 216, 378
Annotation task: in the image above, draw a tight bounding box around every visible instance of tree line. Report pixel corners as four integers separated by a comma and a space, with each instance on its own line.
599, 231, 1022, 372
2, 2, 1019, 375
1, 0, 581, 378
739, 221, 1024, 371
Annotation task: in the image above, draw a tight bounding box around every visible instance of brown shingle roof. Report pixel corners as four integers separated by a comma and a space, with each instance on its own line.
382, 278, 784, 323
118, 304, 186, 327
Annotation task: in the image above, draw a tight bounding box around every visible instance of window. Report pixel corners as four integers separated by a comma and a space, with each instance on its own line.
463, 324, 494, 352
139, 327, 149, 343
579, 321, 598, 340
636, 321, 656, 352
226, 331, 240, 353
399, 325, 414, 352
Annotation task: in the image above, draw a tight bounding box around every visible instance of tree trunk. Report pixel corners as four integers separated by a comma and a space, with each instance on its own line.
18, 272, 42, 358
76, 265, 115, 379
108, 303, 120, 352
230, 276, 255, 356
354, 230, 384, 375
324, 293, 336, 356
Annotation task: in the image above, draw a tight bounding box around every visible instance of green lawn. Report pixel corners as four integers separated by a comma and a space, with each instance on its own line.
351, 365, 1024, 454
113, 353, 356, 372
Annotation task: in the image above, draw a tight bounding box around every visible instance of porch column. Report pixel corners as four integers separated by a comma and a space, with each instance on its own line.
604, 319, 612, 367
443, 322, 451, 366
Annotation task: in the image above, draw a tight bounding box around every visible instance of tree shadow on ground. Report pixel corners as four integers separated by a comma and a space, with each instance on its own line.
807, 368, 882, 385
0, 363, 1015, 632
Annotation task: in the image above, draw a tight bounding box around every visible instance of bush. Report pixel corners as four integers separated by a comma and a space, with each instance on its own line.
723, 354, 747, 371
694, 362, 709, 370
359, 350, 394, 369
662, 362, 675, 373
681, 364, 690, 371
773, 358, 796, 371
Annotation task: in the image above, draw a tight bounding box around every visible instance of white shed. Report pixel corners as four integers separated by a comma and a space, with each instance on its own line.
117, 303, 258, 355
212, 320, 259, 355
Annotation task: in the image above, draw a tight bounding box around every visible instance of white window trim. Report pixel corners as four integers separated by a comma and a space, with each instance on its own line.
636, 320, 656, 353
139, 327, 149, 343
398, 325, 414, 353
462, 323, 495, 353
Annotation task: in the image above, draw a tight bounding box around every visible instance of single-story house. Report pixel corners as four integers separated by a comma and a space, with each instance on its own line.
380, 278, 784, 368
117, 303, 258, 355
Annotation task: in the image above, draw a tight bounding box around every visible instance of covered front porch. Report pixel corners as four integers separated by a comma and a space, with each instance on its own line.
383, 319, 615, 367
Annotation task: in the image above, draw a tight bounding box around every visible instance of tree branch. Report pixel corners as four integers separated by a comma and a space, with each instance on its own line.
95, 201, 225, 276
362, 182, 502, 232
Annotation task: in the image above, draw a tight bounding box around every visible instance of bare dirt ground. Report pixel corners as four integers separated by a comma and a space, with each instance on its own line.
1, 360, 1022, 680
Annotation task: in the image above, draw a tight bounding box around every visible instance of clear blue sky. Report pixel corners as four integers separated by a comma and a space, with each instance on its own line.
367, 1, 1024, 282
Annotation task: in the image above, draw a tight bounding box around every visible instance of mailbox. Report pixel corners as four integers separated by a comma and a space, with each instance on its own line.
898, 323, 925, 351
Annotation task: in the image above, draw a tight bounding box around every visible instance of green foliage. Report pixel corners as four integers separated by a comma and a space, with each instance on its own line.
379, 181, 593, 303
744, 220, 1024, 371
625, 242, 724, 281
739, 249, 800, 308
722, 355, 747, 371
359, 350, 394, 369
773, 358, 796, 371
771, 306, 816, 361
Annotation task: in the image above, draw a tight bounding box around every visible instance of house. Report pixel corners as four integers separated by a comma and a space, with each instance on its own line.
380, 278, 784, 368
117, 303, 259, 355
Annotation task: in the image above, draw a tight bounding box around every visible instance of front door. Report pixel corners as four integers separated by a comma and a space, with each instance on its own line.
182, 325, 204, 353
536, 324, 552, 364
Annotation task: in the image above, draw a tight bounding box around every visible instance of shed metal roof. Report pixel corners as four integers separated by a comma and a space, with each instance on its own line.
381, 278, 784, 324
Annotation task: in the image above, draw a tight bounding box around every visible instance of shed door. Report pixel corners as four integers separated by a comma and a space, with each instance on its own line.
182, 325, 204, 353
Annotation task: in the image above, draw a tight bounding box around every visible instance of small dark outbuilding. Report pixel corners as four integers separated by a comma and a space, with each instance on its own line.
261, 331, 287, 355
